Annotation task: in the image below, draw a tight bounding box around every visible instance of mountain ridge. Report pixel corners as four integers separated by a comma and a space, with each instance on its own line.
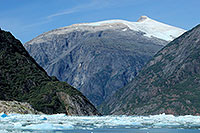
24, 16, 185, 106
101, 24, 200, 115
63, 16, 185, 42
27, 16, 185, 45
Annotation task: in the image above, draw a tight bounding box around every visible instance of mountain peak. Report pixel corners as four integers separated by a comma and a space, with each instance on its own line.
137, 16, 149, 22
34, 16, 185, 43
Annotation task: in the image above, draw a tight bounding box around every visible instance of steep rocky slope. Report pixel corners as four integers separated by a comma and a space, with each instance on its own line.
0, 100, 42, 114
0, 28, 100, 116
101, 24, 200, 115
24, 16, 185, 106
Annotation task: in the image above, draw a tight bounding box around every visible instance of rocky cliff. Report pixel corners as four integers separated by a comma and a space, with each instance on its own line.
0, 100, 42, 114
101, 24, 200, 115
24, 16, 185, 106
0, 29, 100, 116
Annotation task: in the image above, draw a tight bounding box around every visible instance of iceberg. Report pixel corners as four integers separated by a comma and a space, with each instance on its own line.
0, 113, 200, 132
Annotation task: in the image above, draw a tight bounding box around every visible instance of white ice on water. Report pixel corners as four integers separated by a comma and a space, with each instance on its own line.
0, 113, 200, 132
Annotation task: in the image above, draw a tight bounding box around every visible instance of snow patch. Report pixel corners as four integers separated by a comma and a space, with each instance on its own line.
122, 28, 128, 31
79, 16, 186, 42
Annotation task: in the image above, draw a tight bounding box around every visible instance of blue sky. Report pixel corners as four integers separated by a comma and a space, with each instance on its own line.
0, 0, 200, 43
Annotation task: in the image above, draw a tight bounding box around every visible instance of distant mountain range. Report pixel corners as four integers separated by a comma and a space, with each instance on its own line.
101, 24, 200, 115
0, 29, 100, 116
24, 16, 185, 106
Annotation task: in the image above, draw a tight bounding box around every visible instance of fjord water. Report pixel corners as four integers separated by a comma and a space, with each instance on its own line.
1, 113, 200, 132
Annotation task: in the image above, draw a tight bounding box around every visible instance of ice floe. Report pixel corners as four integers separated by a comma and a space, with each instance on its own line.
0, 113, 200, 132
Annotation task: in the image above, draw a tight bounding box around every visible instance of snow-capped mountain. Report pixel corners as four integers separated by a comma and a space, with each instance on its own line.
28, 16, 185, 46
79, 16, 186, 42
25, 16, 186, 107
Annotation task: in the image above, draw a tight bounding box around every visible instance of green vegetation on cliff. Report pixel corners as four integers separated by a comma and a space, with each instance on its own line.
0, 29, 99, 115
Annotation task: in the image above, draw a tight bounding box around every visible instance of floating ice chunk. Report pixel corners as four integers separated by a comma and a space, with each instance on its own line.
0, 113, 8, 118
22, 123, 74, 130
1, 114, 200, 131
41, 117, 47, 120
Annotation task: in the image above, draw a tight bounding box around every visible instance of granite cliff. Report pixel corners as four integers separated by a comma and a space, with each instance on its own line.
101, 24, 200, 115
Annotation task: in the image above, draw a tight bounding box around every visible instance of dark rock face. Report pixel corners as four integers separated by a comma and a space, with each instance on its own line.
25, 24, 166, 106
101, 24, 200, 115
0, 29, 100, 116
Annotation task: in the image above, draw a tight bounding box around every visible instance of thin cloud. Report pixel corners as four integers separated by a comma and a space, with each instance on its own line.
46, 0, 112, 19
47, 8, 78, 19
20, 0, 117, 31
24, 0, 117, 29
19, 1, 99, 32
